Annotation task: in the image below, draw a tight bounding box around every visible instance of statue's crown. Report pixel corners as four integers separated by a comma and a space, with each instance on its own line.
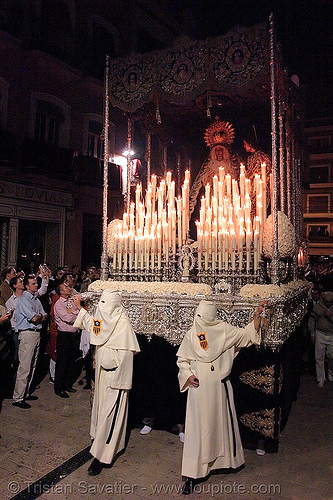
204, 117, 235, 148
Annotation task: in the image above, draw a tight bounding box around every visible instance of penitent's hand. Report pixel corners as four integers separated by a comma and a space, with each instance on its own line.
254, 300, 268, 332
187, 375, 199, 387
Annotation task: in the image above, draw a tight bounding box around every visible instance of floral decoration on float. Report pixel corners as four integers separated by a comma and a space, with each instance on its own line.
262, 211, 296, 259
89, 280, 212, 296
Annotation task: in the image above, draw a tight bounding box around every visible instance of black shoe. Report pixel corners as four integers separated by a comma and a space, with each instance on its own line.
25, 395, 38, 401
12, 401, 31, 409
65, 387, 77, 393
182, 478, 197, 495
55, 391, 69, 398
88, 458, 104, 476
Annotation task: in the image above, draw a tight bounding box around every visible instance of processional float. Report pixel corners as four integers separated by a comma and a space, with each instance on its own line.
83, 15, 310, 450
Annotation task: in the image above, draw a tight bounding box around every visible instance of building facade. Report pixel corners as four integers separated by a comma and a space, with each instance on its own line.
0, 0, 184, 272
303, 117, 333, 264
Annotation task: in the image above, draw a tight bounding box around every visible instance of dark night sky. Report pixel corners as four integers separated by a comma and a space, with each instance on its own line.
172, 0, 333, 117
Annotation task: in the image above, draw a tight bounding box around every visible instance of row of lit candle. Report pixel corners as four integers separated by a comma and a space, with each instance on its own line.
113, 171, 190, 270
111, 163, 267, 272
195, 163, 266, 271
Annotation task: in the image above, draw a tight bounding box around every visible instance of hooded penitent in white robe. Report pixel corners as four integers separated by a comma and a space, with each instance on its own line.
74, 290, 140, 464
177, 300, 260, 479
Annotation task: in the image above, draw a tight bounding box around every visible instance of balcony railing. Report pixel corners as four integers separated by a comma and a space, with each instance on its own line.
21, 139, 74, 178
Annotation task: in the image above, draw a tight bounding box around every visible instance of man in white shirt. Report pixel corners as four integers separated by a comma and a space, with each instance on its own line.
12, 276, 47, 409
5, 276, 25, 364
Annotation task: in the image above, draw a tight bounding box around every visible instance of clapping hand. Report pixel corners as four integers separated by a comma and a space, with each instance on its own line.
72, 294, 82, 310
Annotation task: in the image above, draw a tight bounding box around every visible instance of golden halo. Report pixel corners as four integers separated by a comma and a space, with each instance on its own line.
204, 117, 235, 148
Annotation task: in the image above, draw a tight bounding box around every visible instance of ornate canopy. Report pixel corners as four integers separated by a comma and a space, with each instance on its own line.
109, 22, 269, 114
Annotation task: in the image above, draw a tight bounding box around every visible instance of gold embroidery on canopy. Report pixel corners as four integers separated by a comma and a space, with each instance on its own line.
240, 409, 279, 438
239, 365, 283, 395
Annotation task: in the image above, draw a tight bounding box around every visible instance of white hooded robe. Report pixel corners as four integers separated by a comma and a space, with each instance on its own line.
177, 300, 260, 479
74, 290, 140, 464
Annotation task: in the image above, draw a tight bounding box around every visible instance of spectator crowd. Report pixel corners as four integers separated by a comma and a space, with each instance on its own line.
0, 264, 100, 408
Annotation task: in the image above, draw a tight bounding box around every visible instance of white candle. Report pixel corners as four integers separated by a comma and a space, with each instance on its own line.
218, 206, 223, 228
244, 196, 251, 220
160, 179, 166, 203
239, 217, 244, 245
182, 182, 189, 240
199, 207, 205, 226
166, 171, 172, 187
261, 162, 266, 184
182, 206, 187, 243
245, 178, 251, 197
212, 231, 217, 271
139, 205, 144, 229
130, 214, 135, 232
201, 196, 206, 215
218, 181, 223, 206
218, 230, 223, 271
118, 234, 123, 270
238, 232, 243, 270
113, 237, 117, 269
228, 204, 233, 223
169, 180, 175, 206
204, 231, 209, 270
147, 199, 152, 228
261, 163, 267, 222
140, 235, 144, 269
219, 166, 225, 183
224, 232, 229, 270
197, 230, 203, 270
161, 209, 167, 226
134, 235, 138, 270
158, 200, 163, 223
240, 171, 245, 202
254, 230, 259, 271
246, 231, 252, 272
144, 230, 149, 269
164, 223, 169, 265
171, 208, 176, 255
298, 248, 304, 267
125, 233, 130, 270
212, 196, 218, 219
135, 184, 141, 212
226, 174, 231, 199
129, 231, 134, 269
213, 175, 218, 200
151, 235, 155, 270
231, 231, 236, 270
